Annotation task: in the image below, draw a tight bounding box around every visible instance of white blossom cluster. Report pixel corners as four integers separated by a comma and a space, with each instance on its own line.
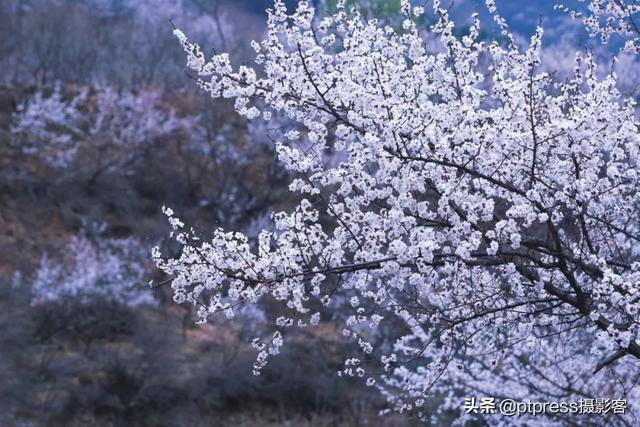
32, 235, 154, 307
559, 0, 640, 53
156, 1, 640, 424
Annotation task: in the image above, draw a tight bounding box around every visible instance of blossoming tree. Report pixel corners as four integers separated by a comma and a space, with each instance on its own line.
155, 1, 640, 424
32, 235, 155, 307
11, 84, 195, 183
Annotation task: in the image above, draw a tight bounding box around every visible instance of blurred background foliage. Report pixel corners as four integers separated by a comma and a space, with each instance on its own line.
0, 0, 420, 425
322, 0, 401, 15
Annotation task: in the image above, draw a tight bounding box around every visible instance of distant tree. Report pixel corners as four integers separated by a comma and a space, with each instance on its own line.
31, 235, 154, 307
11, 84, 195, 184
157, 1, 640, 424
11, 84, 84, 169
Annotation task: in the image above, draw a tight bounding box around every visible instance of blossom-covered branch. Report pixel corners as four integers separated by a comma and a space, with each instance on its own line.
559, 0, 640, 52
156, 1, 640, 424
